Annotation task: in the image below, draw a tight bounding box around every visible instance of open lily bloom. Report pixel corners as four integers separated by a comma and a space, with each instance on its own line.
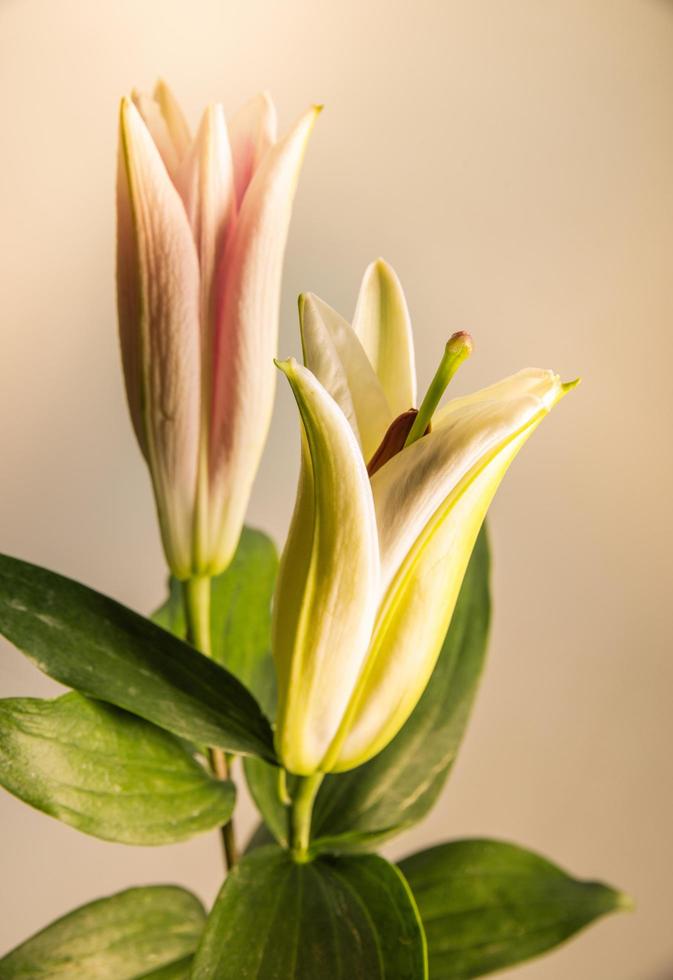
117, 82, 318, 578
273, 260, 575, 775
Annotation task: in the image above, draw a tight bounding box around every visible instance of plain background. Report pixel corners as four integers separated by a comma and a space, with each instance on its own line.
1, 1, 672, 977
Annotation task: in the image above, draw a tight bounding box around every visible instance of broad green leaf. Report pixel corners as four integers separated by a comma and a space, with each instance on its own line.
154, 526, 278, 715
0, 885, 205, 978
399, 839, 631, 979
244, 528, 490, 851
191, 846, 427, 979
138, 960, 193, 979
0, 553, 276, 763
0, 692, 235, 845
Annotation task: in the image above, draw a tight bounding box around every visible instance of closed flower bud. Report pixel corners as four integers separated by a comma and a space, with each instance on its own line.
117, 82, 319, 578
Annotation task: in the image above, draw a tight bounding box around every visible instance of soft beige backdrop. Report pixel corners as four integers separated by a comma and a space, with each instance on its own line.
1, 0, 672, 976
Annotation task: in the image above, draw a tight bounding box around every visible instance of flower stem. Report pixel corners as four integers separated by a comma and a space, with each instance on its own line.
288, 773, 324, 862
182, 575, 238, 872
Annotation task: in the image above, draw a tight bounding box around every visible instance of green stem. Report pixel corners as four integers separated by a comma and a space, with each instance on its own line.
289, 773, 324, 862
182, 576, 238, 872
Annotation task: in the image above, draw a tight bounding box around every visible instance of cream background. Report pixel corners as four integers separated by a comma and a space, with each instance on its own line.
1, 0, 672, 976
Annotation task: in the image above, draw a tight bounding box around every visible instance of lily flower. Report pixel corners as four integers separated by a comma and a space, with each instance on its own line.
117, 81, 319, 578
273, 260, 575, 775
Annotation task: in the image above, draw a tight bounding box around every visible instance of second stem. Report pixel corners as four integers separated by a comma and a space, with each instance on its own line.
182, 575, 238, 871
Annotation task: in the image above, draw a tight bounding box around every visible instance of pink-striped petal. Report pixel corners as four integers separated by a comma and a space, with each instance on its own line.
205, 105, 319, 574
227, 93, 278, 208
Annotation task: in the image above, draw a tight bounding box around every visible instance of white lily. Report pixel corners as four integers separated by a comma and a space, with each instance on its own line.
273, 260, 575, 775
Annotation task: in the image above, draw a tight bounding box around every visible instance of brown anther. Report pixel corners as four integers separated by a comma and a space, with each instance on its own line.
367, 409, 431, 477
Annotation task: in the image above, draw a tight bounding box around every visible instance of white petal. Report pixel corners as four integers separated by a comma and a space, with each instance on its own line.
117, 98, 201, 578
352, 259, 417, 416
299, 292, 392, 460
375, 369, 566, 592
332, 369, 569, 770
273, 361, 380, 775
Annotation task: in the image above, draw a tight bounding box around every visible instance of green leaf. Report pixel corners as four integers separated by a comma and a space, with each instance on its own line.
0, 552, 276, 763
244, 528, 490, 851
191, 846, 428, 979
0, 885, 205, 978
138, 959, 193, 979
154, 527, 278, 716
399, 839, 631, 979
0, 692, 235, 845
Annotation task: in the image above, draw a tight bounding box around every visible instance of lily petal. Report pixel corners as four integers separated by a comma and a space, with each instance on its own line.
227, 92, 278, 208
352, 259, 417, 416
117, 98, 201, 578
176, 104, 236, 568
131, 88, 186, 185
206, 105, 319, 572
273, 360, 380, 775
332, 369, 569, 770
376, 369, 567, 593
299, 292, 392, 460
177, 104, 235, 352
153, 79, 192, 161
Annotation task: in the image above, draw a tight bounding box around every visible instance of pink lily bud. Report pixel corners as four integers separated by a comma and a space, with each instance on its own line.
116, 82, 319, 578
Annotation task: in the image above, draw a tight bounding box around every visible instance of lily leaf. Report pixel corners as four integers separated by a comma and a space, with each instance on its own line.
154, 526, 277, 715
399, 838, 631, 979
0, 885, 205, 978
0, 552, 276, 762
245, 527, 490, 850
191, 846, 427, 979
0, 692, 235, 845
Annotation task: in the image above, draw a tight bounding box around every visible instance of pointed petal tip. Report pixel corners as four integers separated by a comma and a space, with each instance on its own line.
119, 96, 142, 142
366, 256, 401, 285
562, 377, 581, 393
297, 292, 315, 321
274, 356, 298, 377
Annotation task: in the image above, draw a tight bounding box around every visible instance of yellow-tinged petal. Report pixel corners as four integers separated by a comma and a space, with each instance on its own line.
330, 369, 570, 770
131, 88, 187, 185
352, 259, 417, 416
377, 369, 567, 593
227, 92, 278, 208
299, 292, 393, 460
154, 79, 192, 160
206, 105, 319, 573
116, 98, 201, 578
273, 360, 380, 775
